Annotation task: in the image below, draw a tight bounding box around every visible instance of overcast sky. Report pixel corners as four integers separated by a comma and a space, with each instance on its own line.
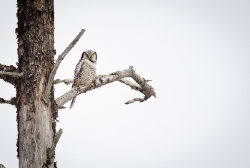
1, 0, 250, 168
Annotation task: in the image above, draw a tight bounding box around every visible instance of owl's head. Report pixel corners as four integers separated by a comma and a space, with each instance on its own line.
81, 50, 97, 63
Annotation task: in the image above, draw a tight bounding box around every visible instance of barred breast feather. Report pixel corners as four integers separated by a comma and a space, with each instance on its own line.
70, 57, 96, 109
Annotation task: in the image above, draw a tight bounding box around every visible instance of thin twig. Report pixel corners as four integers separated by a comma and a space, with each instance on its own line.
0, 71, 23, 77
125, 98, 146, 104
43, 29, 86, 104
53, 79, 73, 85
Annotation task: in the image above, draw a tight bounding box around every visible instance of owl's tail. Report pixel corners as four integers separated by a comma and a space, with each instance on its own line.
69, 97, 76, 109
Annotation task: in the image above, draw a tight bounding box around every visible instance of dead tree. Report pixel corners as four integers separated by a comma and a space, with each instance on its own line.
0, 0, 156, 167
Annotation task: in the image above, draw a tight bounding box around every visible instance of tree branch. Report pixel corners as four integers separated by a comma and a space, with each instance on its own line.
53, 77, 144, 93
130, 67, 156, 98
118, 78, 144, 93
43, 29, 86, 104
0, 71, 23, 77
0, 97, 17, 106
55, 66, 156, 107
48, 129, 63, 160
125, 98, 147, 104
53, 79, 73, 85
0, 63, 20, 86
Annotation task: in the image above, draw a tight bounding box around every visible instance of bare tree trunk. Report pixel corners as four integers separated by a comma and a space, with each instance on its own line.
16, 0, 57, 167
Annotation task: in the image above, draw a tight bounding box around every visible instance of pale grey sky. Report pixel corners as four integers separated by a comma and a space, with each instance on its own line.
1, 0, 250, 168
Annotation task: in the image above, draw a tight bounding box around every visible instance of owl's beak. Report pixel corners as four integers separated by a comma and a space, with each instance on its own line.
86, 54, 91, 59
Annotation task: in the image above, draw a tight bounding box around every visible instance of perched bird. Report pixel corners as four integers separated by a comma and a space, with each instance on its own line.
70, 50, 97, 109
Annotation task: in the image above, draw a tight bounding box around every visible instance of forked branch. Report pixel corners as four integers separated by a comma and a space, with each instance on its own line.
43, 29, 86, 104
55, 66, 156, 107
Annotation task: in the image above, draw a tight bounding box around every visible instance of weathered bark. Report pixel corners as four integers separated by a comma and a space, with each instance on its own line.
16, 0, 57, 168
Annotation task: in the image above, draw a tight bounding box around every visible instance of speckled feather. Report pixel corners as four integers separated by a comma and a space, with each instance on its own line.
70, 50, 97, 109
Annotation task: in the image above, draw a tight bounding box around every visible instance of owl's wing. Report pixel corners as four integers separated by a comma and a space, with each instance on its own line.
72, 59, 84, 88
70, 60, 84, 109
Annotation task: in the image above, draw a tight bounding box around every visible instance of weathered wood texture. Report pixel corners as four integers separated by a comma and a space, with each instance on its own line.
16, 0, 57, 168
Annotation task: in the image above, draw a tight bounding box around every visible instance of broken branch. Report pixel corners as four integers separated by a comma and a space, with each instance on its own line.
48, 129, 63, 160
0, 97, 17, 106
0, 64, 20, 86
125, 98, 146, 104
43, 29, 86, 104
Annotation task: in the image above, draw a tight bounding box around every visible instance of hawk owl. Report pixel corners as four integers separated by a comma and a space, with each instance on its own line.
70, 50, 97, 109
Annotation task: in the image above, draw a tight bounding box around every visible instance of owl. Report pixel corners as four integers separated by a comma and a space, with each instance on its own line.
70, 50, 97, 109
